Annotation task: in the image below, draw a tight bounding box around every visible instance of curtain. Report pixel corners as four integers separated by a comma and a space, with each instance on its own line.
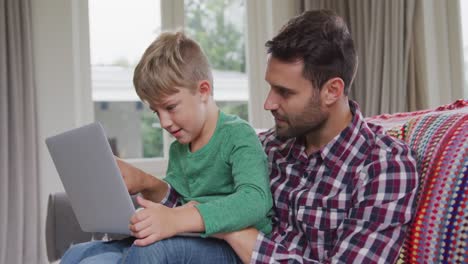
0, 0, 41, 263
301, 0, 424, 116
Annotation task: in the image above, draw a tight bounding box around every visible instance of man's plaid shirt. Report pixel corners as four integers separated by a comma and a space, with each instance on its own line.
251, 101, 418, 264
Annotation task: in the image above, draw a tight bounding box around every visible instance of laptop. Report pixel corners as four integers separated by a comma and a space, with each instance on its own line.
46, 122, 135, 235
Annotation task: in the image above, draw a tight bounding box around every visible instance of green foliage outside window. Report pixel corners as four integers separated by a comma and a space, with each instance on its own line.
185, 0, 246, 73
219, 102, 248, 121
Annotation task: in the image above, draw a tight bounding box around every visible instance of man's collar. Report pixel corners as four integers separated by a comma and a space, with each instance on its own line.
319, 100, 366, 166
288, 100, 367, 168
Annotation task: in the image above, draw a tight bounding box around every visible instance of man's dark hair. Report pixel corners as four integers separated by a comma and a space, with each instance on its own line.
265, 10, 357, 95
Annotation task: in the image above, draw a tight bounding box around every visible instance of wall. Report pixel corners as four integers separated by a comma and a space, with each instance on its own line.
31, 1, 93, 262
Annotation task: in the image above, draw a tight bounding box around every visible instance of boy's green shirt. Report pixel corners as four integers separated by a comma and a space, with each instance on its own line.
164, 111, 273, 236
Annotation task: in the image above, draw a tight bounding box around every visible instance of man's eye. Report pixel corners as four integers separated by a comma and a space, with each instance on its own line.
279, 89, 290, 97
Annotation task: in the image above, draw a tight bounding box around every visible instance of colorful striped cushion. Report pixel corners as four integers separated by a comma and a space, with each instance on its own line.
366, 100, 468, 264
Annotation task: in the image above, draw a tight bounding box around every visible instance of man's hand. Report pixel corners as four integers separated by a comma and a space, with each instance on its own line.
129, 196, 180, 246
214, 228, 259, 263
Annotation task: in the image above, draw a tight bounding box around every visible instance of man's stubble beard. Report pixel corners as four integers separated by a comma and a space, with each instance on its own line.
275, 95, 328, 139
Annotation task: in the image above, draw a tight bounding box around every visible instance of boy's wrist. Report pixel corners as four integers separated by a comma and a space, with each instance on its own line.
173, 206, 205, 233
140, 171, 156, 191
140, 172, 168, 202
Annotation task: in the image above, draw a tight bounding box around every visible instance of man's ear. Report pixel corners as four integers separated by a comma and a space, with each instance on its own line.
321, 77, 344, 106
197, 80, 212, 101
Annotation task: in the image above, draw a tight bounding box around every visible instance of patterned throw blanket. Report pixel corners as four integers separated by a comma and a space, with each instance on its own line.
367, 100, 468, 264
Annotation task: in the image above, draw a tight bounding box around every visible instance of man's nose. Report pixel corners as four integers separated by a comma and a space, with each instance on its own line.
264, 90, 279, 110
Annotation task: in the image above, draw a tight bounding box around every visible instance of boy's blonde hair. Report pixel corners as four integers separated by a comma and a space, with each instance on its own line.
133, 31, 213, 104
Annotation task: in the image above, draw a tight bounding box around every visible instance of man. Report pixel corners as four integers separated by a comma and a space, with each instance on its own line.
216, 9, 419, 263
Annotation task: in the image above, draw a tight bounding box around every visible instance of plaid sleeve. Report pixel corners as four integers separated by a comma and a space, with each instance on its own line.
159, 182, 181, 208
327, 143, 419, 263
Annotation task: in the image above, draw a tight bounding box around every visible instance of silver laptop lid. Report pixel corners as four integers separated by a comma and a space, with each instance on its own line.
46, 122, 135, 235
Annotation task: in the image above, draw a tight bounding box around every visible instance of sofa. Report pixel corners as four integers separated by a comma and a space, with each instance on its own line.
46, 100, 468, 263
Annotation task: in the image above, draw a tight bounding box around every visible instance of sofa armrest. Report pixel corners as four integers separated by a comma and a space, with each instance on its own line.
46, 192, 136, 261
46, 192, 94, 262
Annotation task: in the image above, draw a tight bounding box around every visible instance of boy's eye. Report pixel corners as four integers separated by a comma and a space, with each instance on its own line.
166, 104, 177, 111
151, 110, 161, 120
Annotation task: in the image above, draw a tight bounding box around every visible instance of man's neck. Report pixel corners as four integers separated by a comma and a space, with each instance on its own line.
304, 100, 353, 155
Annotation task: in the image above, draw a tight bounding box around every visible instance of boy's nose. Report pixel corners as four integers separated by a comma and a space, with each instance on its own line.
159, 114, 173, 130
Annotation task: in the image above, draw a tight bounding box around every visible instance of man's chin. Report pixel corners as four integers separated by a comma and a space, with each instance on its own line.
274, 126, 292, 139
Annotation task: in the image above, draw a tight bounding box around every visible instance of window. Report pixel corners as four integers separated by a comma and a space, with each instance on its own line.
88, 0, 164, 159
88, 0, 249, 164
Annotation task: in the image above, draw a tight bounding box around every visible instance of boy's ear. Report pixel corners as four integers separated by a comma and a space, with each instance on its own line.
197, 80, 212, 101
321, 77, 344, 106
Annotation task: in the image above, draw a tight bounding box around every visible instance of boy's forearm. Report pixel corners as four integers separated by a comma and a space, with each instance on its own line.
140, 171, 169, 203
173, 206, 205, 233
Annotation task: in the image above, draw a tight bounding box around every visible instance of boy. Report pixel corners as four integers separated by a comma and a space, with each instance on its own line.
129, 30, 273, 242
61, 31, 272, 263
